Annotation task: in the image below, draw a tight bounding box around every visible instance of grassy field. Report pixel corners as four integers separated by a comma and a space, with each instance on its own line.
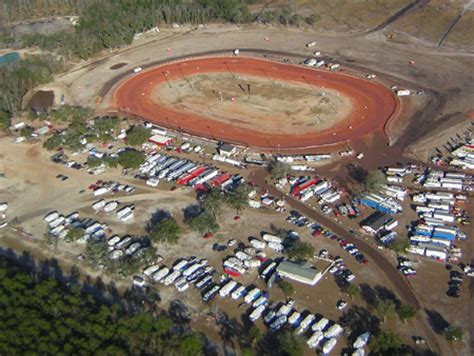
254, 0, 412, 33
253, 0, 473, 50
388, 0, 473, 49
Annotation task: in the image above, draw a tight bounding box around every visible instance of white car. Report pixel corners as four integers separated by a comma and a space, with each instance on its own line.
337, 300, 348, 310
227, 239, 237, 247
356, 153, 364, 159
132, 275, 145, 287
108, 235, 121, 246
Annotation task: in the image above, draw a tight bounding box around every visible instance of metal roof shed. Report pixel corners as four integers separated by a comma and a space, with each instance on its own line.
277, 261, 322, 286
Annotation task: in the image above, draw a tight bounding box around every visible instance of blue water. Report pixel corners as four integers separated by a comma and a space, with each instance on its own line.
0, 52, 21, 67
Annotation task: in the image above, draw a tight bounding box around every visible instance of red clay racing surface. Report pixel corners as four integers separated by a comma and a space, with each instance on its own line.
113, 57, 398, 151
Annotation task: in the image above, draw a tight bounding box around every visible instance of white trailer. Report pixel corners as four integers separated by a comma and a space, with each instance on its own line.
120, 210, 134, 221
324, 323, 343, 338
93, 187, 109, 196
104, 201, 118, 212
49, 216, 65, 228
296, 314, 315, 335
268, 242, 284, 252
194, 169, 219, 185
250, 238, 266, 249
312, 317, 329, 331
244, 288, 261, 304
219, 280, 238, 297
231, 285, 246, 300
143, 264, 161, 276
425, 248, 447, 260
116, 206, 133, 219
322, 338, 337, 354
353, 332, 371, 349
432, 211, 455, 223
261, 262, 277, 278
249, 305, 266, 322
262, 234, 283, 243
163, 270, 181, 286
396, 89, 411, 96
288, 311, 301, 325
44, 211, 59, 223
307, 331, 324, 349
152, 267, 170, 282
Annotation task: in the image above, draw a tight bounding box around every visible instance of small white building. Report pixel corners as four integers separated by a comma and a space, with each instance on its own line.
218, 143, 237, 157
277, 261, 322, 286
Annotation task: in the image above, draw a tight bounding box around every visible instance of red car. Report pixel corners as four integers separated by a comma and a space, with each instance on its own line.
203, 233, 214, 239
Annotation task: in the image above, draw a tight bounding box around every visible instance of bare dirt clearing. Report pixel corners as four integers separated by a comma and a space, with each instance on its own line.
154, 72, 350, 135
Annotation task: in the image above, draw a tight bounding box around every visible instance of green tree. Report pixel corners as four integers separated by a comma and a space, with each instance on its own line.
287, 241, 314, 261
278, 280, 295, 296
20, 126, 34, 138
225, 184, 250, 213
203, 188, 226, 220
344, 283, 360, 300
93, 116, 120, 141
179, 332, 205, 356
0, 254, 196, 355
43, 134, 63, 150
103, 156, 118, 168
62, 130, 83, 151
242, 348, 256, 356
305, 13, 320, 26
397, 303, 416, 323
126, 126, 150, 146
369, 330, 403, 354
118, 150, 145, 170
149, 219, 181, 244
49, 106, 92, 124
268, 160, 290, 179
65, 227, 85, 243
188, 212, 220, 235
376, 299, 397, 323
85, 238, 108, 267
277, 330, 304, 356
0, 55, 64, 114
365, 170, 386, 192
248, 326, 262, 346
444, 325, 465, 342
0, 110, 10, 131
87, 156, 103, 168
387, 238, 410, 253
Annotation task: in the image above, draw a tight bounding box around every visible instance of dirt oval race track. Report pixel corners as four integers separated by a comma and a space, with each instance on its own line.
113, 57, 399, 151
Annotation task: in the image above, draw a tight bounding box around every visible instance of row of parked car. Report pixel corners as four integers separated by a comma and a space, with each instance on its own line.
397, 257, 417, 278
89, 179, 137, 196
107, 234, 151, 261
134, 256, 213, 291
446, 270, 463, 298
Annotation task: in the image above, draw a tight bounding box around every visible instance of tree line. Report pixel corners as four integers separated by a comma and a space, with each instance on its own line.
0, 254, 205, 354
0, 54, 64, 119
19, 0, 251, 60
